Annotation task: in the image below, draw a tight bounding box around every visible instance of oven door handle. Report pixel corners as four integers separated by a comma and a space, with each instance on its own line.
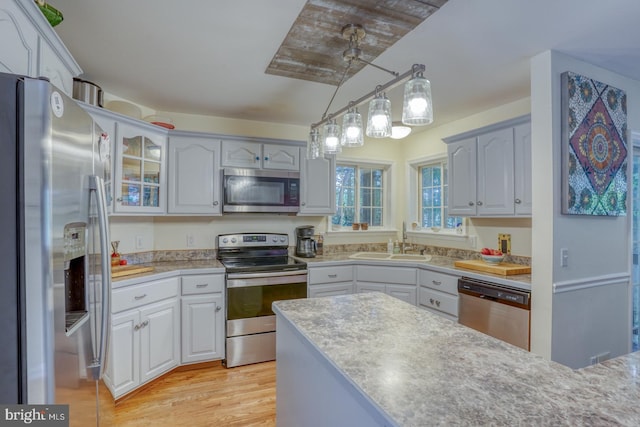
226, 269, 308, 280
227, 272, 308, 288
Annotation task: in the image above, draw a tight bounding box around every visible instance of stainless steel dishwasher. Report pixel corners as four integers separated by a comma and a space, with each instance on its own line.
458, 277, 531, 350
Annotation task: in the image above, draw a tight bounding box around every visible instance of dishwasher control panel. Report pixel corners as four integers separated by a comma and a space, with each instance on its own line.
458, 277, 530, 308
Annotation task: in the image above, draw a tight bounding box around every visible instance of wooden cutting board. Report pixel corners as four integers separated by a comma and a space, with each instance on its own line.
454, 260, 531, 276
111, 265, 154, 278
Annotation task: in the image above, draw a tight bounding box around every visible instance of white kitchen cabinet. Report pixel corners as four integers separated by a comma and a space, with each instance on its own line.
299, 154, 336, 215
514, 122, 532, 215
180, 274, 225, 364
355, 265, 417, 305
444, 115, 531, 217
113, 119, 168, 214
418, 269, 460, 321
308, 264, 354, 297
0, 0, 81, 95
221, 140, 300, 170
106, 277, 180, 398
168, 133, 221, 215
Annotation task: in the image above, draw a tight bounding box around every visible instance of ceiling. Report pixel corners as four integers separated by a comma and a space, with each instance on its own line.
51, 0, 640, 132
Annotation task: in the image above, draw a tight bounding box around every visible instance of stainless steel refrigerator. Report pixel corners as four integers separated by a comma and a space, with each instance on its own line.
0, 73, 114, 426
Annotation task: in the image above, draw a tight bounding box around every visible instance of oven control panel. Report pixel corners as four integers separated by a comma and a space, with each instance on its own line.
218, 233, 289, 248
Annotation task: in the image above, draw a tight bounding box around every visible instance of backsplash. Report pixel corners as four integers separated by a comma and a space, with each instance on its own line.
122, 244, 530, 266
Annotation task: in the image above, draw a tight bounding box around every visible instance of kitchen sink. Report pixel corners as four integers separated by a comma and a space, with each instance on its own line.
348, 252, 432, 262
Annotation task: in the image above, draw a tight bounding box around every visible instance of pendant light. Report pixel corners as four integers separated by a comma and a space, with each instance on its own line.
323, 118, 342, 154
390, 122, 412, 139
340, 106, 363, 147
306, 128, 323, 159
402, 66, 433, 126
366, 87, 391, 138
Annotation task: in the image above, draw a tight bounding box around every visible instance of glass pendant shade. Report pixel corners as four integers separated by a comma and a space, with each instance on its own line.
340, 108, 364, 147
323, 119, 342, 154
307, 128, 323, 159
366, 93, 392, 138
402, 73, 433, 126
390, 122, 412, 139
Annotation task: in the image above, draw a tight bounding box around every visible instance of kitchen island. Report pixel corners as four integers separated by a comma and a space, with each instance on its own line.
273, 292, 640, 426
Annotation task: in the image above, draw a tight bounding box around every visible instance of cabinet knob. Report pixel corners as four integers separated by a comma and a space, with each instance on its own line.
515, 198, 522, 204
142, 320, 149, 327
213, 201, 219, 206
255, 156, 260, 161
429, 298, 434, 305
134, 324, 140, 331
116, 197, 123, 202
134, 294, 147, 300
468, 201, 474, 206
435, 300, 441, 307
476, 201, 483, 206
264, 156, 269, 161
301, 202, 306, 206
215, 306, 222, 312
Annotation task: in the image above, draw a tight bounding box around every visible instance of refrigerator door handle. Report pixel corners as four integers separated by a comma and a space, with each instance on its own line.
88, 175, 111, 380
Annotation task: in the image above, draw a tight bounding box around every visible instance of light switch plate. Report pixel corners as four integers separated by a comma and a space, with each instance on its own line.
498, 233, 511, 254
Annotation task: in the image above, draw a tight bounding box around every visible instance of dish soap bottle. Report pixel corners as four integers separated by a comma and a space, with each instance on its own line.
316, 234, 324, 256
387, 238, 394, 254
393, 240, 401, 254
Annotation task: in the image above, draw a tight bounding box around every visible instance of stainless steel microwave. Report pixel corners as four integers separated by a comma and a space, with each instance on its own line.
222, 168, 300, 213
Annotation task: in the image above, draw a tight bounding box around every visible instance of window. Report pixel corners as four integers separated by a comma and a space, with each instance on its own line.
418, 160, 463, 233
332, 163, 387, 228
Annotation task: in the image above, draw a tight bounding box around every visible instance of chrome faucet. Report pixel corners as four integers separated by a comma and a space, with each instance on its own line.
401, 221, 413, 254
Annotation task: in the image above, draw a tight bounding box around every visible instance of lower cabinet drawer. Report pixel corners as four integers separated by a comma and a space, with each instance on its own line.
308, 265, 353, 284
112, 277, 180, 313
182, 274, 224, 295
418, 286, 458, 318
419, 270, 459, 295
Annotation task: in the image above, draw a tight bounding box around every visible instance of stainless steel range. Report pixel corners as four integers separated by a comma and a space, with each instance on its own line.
217, 233, 307, 367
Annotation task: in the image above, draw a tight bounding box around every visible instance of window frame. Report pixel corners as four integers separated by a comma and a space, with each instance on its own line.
407, 154, 466, 237
330, 158, 393, 232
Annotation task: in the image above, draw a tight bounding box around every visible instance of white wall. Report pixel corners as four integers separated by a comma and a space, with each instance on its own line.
530, 50, 638, 368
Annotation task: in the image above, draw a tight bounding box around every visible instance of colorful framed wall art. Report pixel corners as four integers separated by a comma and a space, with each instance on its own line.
561, 71, 628, 216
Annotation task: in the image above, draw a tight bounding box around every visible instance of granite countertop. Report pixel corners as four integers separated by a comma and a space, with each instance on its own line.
273, 292, 640, 426
300, 252, 532, 290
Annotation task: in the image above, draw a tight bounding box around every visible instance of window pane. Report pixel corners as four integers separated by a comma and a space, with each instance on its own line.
360, 169, 371, 187
422, 167, 432, 187
433, 168, 441, 186
360, 208, 371, 224
361, 188, 371, 206
373, 189, 382, 206
372, 169, 383, 187
422, 188, 432, 207
372, 208, 383, 226
433, 187, 441, 207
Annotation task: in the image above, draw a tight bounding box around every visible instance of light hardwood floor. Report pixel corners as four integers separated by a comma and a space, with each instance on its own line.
113, 361, 276, 426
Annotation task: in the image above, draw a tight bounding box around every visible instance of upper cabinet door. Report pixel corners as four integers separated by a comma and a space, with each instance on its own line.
220, 140, 261, 168
168, 135, 221, 215
299, 155, 336, 215
477, 127, 515, 215
0, 2, 38, 76
447, 137, 477, 216
114, 121, 167, 214
514, 122, 532, 215
262, 144, 299, 171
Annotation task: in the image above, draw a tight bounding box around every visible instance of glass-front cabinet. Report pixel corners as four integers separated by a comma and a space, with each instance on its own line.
114, 121, 167, 214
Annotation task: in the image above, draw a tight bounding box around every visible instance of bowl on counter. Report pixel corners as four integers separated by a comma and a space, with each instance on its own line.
480, 253, 505, 264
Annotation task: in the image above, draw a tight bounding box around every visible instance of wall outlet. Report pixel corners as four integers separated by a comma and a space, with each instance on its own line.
135, 235, 144, 249
187, 234, 195, 248
560, 248, 569, 267
498, 233, 511, 254
469, 235, 477, 249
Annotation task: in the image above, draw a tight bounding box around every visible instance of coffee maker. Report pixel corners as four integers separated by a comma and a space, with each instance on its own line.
295, 225, 317, 258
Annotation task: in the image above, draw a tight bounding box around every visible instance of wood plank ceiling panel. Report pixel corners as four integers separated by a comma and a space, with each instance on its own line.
266, 0, 448, 86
